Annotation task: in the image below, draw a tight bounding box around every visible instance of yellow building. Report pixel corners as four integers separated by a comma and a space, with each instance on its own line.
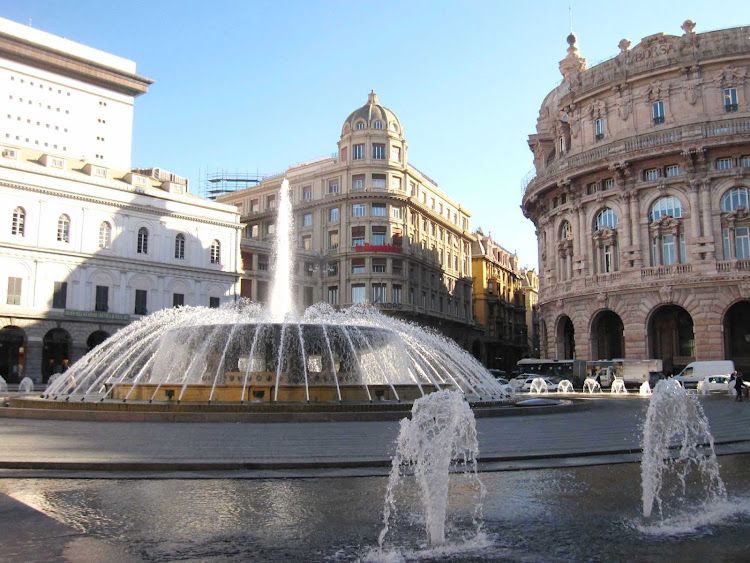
469, 232, 529, 372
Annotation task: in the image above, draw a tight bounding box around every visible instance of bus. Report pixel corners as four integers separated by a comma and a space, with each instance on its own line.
516, 359, 587, 387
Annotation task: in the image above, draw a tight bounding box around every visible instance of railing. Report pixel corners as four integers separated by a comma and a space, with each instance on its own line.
717, 259, 750, 272
640, 264, 692, 278
525, 116, 750, 198
584, 272, 622, 286
407, 163, 439, 187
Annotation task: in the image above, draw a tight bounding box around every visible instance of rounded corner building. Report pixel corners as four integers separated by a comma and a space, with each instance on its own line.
521, 21, 750, 375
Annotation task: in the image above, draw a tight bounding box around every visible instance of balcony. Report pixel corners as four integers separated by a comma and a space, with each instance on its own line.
716, 259, 750, 272
584, 272, 622, 286
525, 116, 750, 198
640, 264, 692, 278
725, 103, 739, 113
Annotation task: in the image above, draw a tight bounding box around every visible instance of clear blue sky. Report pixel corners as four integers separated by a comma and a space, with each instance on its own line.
4, 1, 747, 270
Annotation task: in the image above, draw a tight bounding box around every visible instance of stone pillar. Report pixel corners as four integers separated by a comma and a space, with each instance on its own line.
24, 337, 43, 384
688, 183, 701, 239
701, 180, 715, 258
620, 193, 632, 248
629, 192, 642, 267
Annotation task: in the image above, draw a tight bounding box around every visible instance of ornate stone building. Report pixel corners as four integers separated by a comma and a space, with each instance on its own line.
522, 21, 750, 375
217, 92, 477, 348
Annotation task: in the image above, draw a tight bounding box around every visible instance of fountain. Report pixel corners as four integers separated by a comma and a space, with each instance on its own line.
641, 379, 726, 519
529, 377, 548, 394
0, 375, 7, 393
18, 377, 33, 393
557, 379, 574, 393
378, 389, 484, 549
582, 378, 602, 393
611, 378, 628, 394
639, 381, 652, 396
40, 179, 506, 407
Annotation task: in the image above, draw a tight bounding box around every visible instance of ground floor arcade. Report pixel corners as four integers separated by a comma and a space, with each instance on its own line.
0, 315, 125, 384
539, 282, 750, 376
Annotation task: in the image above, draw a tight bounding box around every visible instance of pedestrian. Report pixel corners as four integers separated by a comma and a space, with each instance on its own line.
734, 371, 744, 402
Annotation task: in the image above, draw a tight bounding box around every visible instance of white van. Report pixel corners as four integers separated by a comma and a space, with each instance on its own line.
674, 360, 735, 388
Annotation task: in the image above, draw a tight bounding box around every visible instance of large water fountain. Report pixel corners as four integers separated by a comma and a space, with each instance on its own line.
42, 180, 505, 406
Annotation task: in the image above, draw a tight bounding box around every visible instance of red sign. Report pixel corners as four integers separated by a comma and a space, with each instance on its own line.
355, 244, 403, 253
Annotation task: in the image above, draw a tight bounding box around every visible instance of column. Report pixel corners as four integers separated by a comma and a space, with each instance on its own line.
629, 191, 642, 266
620, 193, 632, 249
688, 183, 701, 239
25, 338, 43, 384
701, 180, 714, 258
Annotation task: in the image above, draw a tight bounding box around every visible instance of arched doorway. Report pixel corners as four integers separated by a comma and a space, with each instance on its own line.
724, 300, 750, 376
590, 310, 624, 360
42, 328, 72, 383
0, 326, 26, 383
87, 330, 110, 352
556, 315, 575, 359
648, 305, 694, 376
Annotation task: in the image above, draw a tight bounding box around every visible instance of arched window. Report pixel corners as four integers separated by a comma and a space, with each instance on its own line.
649, 196, 683, 221
373, 120, 383, 130
174, 233, 185, 260
355, 121, 365, 130
721, 187, 749, 212
11, 207, 25, 236
210, 240, 221, 264
98, 222, 111, 249
137, 227, 148, 254
649, 197, 685, 266
595, 208, 618, 230
57, 214, 70, 243
390, 122, 399, 133
720, 187, 750, 260
593, 208, 618, 274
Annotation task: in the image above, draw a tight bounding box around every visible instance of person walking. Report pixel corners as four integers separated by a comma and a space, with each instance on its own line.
734, 371, 744, 402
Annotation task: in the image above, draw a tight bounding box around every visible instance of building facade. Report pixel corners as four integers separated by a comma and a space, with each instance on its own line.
217, 92, 478, 347
469, 233, 529, 372
0, 18, 242, 383
522, 21, 750, 375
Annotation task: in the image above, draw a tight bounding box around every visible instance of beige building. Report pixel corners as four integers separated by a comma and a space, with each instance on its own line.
469, 233, 529, 372
522, 21, 750, 375
218, 92, 477, 346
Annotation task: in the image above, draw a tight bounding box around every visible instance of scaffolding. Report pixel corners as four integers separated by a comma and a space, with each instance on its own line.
201, 169, 263, 201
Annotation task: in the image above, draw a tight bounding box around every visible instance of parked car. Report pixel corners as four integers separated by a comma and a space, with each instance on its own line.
510, 374, 534, 391
521, 377, 559, 393
697, 376, 732, 394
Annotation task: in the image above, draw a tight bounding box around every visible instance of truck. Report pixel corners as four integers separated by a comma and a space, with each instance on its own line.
590, 359, 663, 388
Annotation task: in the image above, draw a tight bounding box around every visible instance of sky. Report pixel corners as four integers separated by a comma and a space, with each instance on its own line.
3, 1, 747, 270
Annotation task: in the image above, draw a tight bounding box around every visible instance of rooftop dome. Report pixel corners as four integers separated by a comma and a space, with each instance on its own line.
342, 90, 402, 135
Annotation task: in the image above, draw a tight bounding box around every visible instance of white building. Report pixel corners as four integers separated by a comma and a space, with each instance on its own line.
0, 17, 241, 383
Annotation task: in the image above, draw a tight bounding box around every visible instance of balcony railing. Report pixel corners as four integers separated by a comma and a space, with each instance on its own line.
641, 264, 692, 278
584, 272, 622, 286
717, 259, 750, 272
525, 116, 750, 197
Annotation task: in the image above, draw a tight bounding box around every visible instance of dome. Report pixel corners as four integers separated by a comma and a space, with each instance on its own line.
342, 90, 402, 135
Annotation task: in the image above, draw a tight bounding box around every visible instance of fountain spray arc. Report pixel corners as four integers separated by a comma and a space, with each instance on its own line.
269, 179, 295, 322
641, 379, 726, 519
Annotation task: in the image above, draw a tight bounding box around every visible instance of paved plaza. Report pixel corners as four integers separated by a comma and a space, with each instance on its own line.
1, 396, 750, 476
